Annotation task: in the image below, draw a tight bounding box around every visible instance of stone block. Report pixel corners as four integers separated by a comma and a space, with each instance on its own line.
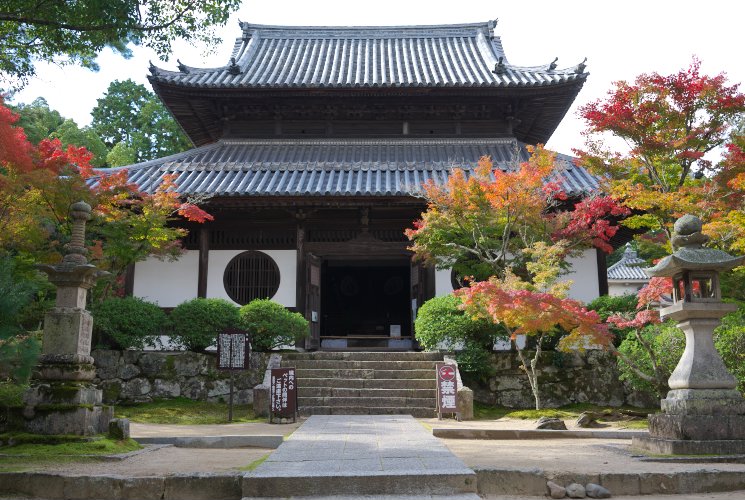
27, 473, 66, 499
152, 379, 181, 399
253, 385, 270, 417
42, 308, 93, 357
117, 363, 141, 380
121, 378, 152, 400
638, 472, 682, 494
101, 379, 123, 403
633, 435, 745, 455
63, 475, 123, 499
23, 404, 113, 436
474, 468, 547, 495
23, 382, 101, 406
138, 352, 169, 377
173, 352, 209, 376
35, 361, 97, 381
599, 472, 640, 496
93, 349, 122, 379
109, 418, 130, 440
164, 474, 241, 500
457, 386, 473, 420
120, 477, 166, 500
648, 413, 745, 440
661, 388, 745, 415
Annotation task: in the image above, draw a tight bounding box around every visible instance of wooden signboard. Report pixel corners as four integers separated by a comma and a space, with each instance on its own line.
270, 367, 298, 423
436, 362, 459, 420
216, 329, 250, 421
217, 329, 250, 370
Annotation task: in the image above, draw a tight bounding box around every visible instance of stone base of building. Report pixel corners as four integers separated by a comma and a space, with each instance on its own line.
648, 413, 745, 441
22, 380, 112, 436
633, 436, 745, 456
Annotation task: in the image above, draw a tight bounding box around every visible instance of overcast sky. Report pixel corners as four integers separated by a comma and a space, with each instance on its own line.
13, 0, 745, 158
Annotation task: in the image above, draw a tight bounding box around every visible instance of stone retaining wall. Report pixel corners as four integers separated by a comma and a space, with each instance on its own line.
467, 350, 657, 409
92, 350, 269, 405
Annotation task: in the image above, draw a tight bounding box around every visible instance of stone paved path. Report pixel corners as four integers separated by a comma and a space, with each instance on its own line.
243, 415, 477, 497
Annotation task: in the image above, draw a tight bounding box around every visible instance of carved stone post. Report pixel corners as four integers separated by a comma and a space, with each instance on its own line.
22, 201, 112, 435
633, 215, 745, 455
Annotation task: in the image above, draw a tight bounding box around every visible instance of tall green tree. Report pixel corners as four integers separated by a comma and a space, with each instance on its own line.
0, 0, 241, 89
91, 79, 191, 162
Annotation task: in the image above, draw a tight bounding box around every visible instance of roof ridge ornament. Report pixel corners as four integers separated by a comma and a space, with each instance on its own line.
576, 57, 587, 74
227, 57, 241, 76
177, 59, 189, 74
548, 57, 558, 71
492, 57, 506, 75
148, 61, 157, 76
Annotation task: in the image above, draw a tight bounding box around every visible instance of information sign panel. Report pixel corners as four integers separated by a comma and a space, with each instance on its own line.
436, 362, 458, 418
217, 329, 250, 370
270, 367, 298, 423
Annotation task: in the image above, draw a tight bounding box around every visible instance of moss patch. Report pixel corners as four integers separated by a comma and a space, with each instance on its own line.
0, 381, 26, 408
0, 436, 140, 457
238, 453, 269, 471
474, 402, 651, 428
115, 397, 264, 424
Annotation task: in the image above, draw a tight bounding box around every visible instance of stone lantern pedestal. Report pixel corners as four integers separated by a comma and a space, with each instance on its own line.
632, 215, 745, 455
22, 202, 113, 435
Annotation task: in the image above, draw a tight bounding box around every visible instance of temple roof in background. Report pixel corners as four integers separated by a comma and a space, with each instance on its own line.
149, 22, 588, 89
99, 138, 598, 199
607, 244, 650, 281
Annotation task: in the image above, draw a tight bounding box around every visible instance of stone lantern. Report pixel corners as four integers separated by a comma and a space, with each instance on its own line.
22, 201, 113, 435
632, 214, 745, 455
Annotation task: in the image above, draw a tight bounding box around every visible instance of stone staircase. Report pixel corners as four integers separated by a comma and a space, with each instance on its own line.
281, 351, 443, 417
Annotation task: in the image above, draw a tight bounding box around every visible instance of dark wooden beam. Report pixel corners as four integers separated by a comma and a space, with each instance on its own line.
596, 248, 609, 296
123, 263, 135, 297
198, 227, 210, 298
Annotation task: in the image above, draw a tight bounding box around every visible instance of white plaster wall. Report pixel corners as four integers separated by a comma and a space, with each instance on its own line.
133, 251, 199, 307
435, 268, 454, 297
609, 281, 647, 297
206, 250, 297, 307
565, 249, 601, 304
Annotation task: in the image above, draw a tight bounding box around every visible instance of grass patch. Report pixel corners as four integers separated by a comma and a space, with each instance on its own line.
238, 453, 269, 471
115, 397, 264, 425
0, 436, 141, 457
474, 402, 652, 428
0, 381, 26, 408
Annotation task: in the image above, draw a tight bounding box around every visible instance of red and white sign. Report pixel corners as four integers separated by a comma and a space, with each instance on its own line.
436, 362, 458, 413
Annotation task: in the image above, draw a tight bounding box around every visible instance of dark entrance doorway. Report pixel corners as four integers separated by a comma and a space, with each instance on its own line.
320, 259, 411, 349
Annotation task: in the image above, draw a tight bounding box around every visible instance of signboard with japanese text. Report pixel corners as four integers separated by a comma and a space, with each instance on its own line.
436, 362, 458, 418
216, 329, 250, 371
270, 367, 298, 422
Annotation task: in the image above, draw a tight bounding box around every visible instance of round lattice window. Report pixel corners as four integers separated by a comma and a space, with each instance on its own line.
223, 251, 280, 305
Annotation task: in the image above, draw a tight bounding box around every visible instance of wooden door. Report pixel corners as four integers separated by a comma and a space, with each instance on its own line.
410, 260, 423, 341
305, 254, 322, 350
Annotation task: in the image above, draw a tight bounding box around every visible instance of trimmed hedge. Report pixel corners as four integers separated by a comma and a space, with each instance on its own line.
169, 298, 241, 352
92, 296, 169, 350
239, 299, 309, 352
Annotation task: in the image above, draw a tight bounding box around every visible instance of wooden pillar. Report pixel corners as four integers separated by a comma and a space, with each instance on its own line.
296, 220, 306, 316
123, 263, 135, 297
596, 248, 609, 296
198, 227, 210, 298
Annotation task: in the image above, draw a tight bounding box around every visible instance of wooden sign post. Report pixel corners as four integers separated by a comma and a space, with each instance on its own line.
270, 367, 298, 424
216, 329, 250, 422
436, 362, 460, 420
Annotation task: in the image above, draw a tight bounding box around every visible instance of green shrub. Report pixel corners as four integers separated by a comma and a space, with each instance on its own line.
92, 296, 169, 350
0, 257, 41, 382
170, 298, 241, 352
715, 303, 745, 394
238, 299, 308, 352
415, 294, 505, 376
617, 305, 745, 398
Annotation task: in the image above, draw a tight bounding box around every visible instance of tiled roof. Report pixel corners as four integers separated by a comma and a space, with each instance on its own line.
98, 138, 599, 197
149, 22, 588, 89
607, 244, 650, 281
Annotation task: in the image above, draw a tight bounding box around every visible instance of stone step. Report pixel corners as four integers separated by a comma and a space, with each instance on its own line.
298, 396, 436, 408
299, 406, 437, 418
283, 351, 444, 361
299, 378, 437, 390
285, 359, 439, 370
295, 368, 434, 380
244, 495, 481, 500
298, 387, 436, 398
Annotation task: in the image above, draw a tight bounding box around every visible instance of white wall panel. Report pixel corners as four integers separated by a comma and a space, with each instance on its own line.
207, 250, 297, 307
565, 249, 601, 304
133, 251, 199, 307
435, 268, 454, 297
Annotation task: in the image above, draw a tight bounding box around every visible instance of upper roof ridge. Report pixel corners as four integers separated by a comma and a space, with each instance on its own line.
238, 20, 496, 36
